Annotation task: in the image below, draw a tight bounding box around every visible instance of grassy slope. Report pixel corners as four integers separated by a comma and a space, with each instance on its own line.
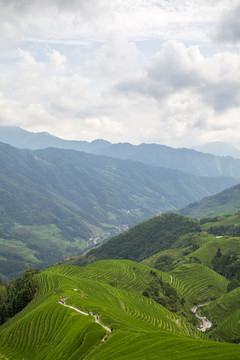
201, 213, 240, 229
202, 287, 240, 342
141, 247, 185, 268
171, 263, 228, 305
192, 236, 240, 266
0, 260, 239, 360
141, 228, 240, 268
178, 184, 240, 219
0, 224, 89, 281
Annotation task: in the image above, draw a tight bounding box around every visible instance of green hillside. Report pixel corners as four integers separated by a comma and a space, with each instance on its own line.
142, 232, 240, 271
0, 260, 240, 360
178, 184, 240, 219
1, 143, 237, 281
201, 287, 240, 342
171, 263, 228, 305
66, 213, 201, 266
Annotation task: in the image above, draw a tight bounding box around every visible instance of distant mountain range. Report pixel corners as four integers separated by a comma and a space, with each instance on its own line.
0, 125, 111, 152
0, 142, 238, 280
2, 126, 240, 177
193, 142, 240, 159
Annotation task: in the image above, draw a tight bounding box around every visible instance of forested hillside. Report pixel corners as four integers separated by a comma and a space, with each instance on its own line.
65, 214, 201, 266
1, 143, 237, 281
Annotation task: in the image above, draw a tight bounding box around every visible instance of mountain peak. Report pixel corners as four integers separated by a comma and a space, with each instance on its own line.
193, 142, 240, 159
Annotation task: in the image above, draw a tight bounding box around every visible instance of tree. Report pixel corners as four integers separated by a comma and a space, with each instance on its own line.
227, 278, 240, 293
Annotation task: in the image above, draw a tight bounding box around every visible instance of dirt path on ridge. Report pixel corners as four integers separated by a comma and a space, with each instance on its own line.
59, 302, 112, 333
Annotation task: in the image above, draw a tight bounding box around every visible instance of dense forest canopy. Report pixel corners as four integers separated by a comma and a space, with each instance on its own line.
0, 268, 37, 325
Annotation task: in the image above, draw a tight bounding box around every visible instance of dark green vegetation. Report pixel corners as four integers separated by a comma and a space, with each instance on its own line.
141, 271, 183, 313
178, 184, 240, 219
65, 214, 201, 265
0, 260, 240, 360
211, 248, 240, 290
0, 268, 37, 325
1, 142, 237, 281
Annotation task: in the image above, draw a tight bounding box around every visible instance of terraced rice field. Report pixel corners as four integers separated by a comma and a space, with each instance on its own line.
85, 329, 240, 360
209, 309, 240, 343
141, 248, 184, 268
192, 236, 240, 266
0, 260, 239, 359
47, 260, 172, 293
202, 287, 240, 342
170, 263, 228, 305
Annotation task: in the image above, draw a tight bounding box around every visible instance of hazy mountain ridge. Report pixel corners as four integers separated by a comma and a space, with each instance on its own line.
0, 126, 111, 152
2, 126, 240, 178
194, 142, 240, 159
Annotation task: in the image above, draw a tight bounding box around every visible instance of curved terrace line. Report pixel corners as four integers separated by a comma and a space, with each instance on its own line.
59, 301, 112, 333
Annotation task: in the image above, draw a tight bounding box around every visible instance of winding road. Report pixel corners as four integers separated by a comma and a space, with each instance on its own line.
190, 303, 212, 332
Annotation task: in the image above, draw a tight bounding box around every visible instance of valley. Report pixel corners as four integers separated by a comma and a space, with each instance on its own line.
1, 141, 238, 281
1, 212, 240, 359
1, 131, 240, 359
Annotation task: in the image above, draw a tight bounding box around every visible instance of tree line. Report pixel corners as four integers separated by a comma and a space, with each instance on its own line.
212, 248, 240, 292
0, 268, 38, 325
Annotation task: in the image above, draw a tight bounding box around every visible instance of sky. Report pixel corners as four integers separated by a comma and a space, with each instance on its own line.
0, 0, 240, 147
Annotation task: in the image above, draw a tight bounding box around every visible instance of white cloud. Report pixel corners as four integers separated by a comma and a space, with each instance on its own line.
85, 116, 128, 135
213, 1, 240, 44
85, 32, 139, 78
110, 40, 240, 146
0, 0, 240, 148
115, 41, 240, 111
0, 0, 230, 50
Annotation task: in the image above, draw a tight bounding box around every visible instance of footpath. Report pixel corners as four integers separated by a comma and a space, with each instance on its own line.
59, 301, 112, 334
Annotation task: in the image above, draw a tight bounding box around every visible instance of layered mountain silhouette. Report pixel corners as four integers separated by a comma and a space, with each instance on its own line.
0, 141, 238, 279
2, 126, 240, 177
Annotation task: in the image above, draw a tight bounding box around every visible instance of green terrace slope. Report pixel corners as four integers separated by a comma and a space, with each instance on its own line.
178, 184, 240, 219
170, 263, 228, 306
191, 235, 240, 267
142, 232, 240, 270
202, 287, 240, 342
1, 143, 237, 280
0, 260, 240, 360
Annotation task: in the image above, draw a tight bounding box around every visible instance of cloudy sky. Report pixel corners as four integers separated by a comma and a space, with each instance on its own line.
0, 0, 240, 147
